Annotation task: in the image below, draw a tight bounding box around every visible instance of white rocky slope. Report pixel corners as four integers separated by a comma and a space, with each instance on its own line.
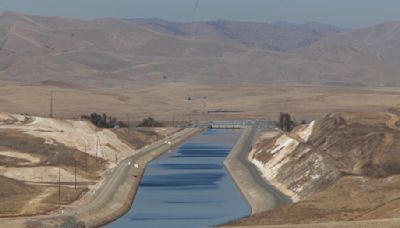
0, 112, 133, 165
248, 121, 331, 202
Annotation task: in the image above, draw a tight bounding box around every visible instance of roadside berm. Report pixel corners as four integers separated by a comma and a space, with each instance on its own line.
225, 107, 400, 226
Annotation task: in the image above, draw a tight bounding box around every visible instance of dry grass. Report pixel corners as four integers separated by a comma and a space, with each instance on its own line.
226, 175, 400, 226
0, 126, 108, 217
0, 114, 181, 218
113, 127, 181, 150
227, 110, 400, 226
0, 154, 30, 166
0, 182, 87, 217
40, 186, 88, 208
0, 129, 106, 178
0, 176, 41, 216
0, 176, 86, 217
1, 82, 400, 122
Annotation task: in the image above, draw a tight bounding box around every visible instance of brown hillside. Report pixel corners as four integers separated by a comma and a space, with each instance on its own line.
228, 108, 400, 225
129, 19, 345, 52
1, 11, 400, 87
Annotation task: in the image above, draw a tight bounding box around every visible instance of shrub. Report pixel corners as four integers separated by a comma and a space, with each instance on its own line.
81, 113, 126, 128
137, 117, 164, 127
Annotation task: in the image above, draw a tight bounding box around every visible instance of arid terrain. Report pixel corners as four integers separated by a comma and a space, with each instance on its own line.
3, 10, 400, 226
129, 19, 345, 52
1, 11, 400, 87
226, 106, 400, 226
1, 12, 400, 122
2, 81, 400, 123
0, 112, 179, 217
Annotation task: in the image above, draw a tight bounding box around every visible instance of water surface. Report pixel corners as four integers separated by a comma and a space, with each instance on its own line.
109, 129, 249, 228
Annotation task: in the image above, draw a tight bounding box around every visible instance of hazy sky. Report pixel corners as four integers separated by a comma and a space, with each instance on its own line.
1, 0, 399, 28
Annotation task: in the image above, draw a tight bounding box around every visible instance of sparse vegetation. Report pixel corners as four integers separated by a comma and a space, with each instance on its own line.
81, 113, 126, 129
0, 176, 41, 216
230, 109, 400, 226
279, 112, 294, 132
0, 129, 105, 175
137, 117, 164, 127
278, 113, 308, 131
113, 127, 180, 150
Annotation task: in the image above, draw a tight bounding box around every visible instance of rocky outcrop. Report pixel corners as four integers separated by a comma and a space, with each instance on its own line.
250, 111, 400, 201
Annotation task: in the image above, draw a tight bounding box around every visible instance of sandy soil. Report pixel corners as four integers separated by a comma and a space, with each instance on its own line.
0, 167, 91, 183
113, 127, 182, 150
0, 151, 40, 165
1, 81, 400, 122
0, 116, 134, 164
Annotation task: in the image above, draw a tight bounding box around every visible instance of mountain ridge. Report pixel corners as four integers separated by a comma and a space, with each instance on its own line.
128, 18, 346, 52
1, 11, 400, 88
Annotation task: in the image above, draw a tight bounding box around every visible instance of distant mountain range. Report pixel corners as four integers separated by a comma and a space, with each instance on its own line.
128, 19, 346, 52
1, 11, 400, 87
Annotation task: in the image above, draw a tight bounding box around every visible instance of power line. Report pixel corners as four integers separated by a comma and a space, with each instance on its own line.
85, 144, 88, 173
96, 135, 99, 163
74, 160, 77, 190
172, 112, 176, 127
58, 166, 61, 205
127, 113, 131, 138
49, 92, 54, 118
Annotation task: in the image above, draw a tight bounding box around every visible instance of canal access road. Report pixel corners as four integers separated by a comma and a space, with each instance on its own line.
0, 128, 201, 228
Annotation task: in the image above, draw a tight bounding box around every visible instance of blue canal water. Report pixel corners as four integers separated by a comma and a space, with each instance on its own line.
109, 129, 250, 228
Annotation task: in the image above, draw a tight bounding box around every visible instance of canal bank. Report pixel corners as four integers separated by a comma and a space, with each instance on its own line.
224, 125, 291, 216
0, 128, 202, 228
79, 127, 203, 227
109, 129, 250, 228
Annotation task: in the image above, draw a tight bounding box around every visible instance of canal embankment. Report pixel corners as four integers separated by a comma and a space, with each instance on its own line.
79, 127, 202, 227
0, 127, 204, 228
109, 128, 250, 228
224, 125, 291, 216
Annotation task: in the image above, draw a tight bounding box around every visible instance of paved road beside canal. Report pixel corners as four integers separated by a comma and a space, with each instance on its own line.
1, 128, 201, 228
78, 127, 202, 227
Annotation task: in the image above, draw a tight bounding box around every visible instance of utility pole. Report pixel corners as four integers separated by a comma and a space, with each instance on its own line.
172, 112, 175, 127
58, 166, 61, 204
74, 160, 77, 190
127, 113, 130, 138
50, 92, 54, 118
96, 135, 99, 163
85, 144, 88, 173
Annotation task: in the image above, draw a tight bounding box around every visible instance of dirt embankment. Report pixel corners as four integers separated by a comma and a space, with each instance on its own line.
0, 112, 180, 218
113, 127, 181, 150
227, 107, 400, 226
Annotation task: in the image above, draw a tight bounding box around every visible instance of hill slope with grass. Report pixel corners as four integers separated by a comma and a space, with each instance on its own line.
227, 107, 400, 225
